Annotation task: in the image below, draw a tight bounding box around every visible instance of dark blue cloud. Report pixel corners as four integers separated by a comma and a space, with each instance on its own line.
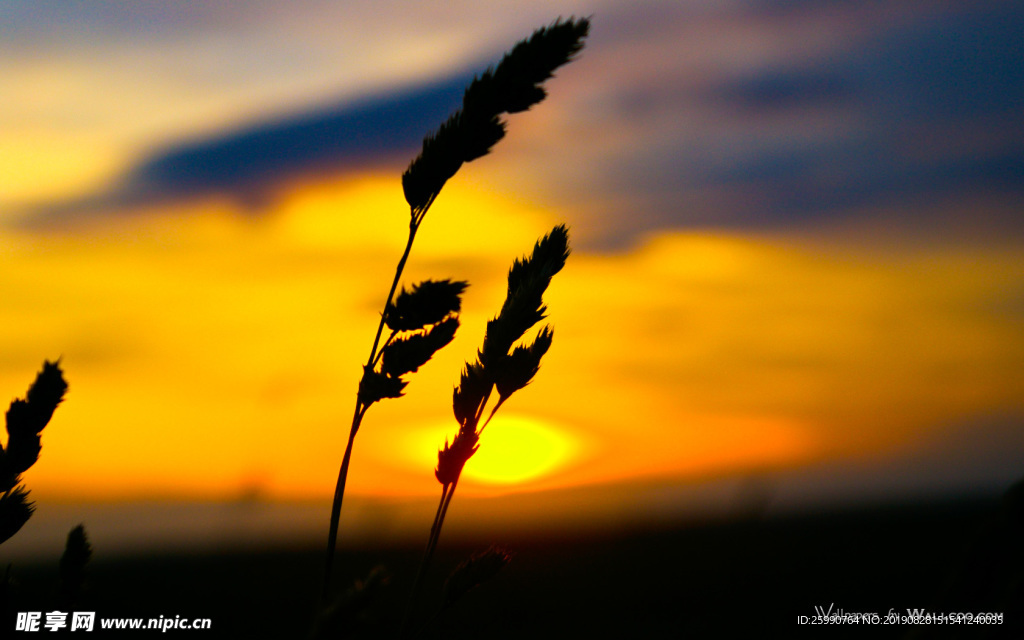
714, 142, 1024, 226
23, 1, 1024, 243
707, 3, 1024, 226
718, 71, 856, 110
590, 1, 1024, 239
864, 5, 1024, 121
26, 71, 473, 222
129, 73, 471, 200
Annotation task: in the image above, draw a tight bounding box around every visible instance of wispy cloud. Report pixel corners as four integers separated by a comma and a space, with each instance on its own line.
486, 0, 1024, 244
11, 0, 1022, 246
23, 74, 473, 221
0, 0, 593, 213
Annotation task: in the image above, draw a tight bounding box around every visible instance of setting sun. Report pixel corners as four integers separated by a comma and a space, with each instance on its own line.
397, 414, 583, 491
463, 414, 580, 485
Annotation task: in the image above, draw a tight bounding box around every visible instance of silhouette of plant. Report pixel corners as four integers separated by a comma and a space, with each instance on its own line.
401, 546, 512, 638
312, 566, 390, 639
402, 225, 569, 632
0, 361, 87, 620
57, 523, 92, 610
322, 16, 590, 601
0, 360, 67, 546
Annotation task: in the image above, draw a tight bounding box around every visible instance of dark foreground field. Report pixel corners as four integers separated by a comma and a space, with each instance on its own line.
5, 497, 1023, 638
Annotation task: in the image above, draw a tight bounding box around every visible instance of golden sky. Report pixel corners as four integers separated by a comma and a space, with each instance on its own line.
1, 174, 1020, 504
2, 1, 1023, 511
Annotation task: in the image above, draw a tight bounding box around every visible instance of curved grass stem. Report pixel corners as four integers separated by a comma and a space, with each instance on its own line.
322, 213, 426, 601
402, 477, 460, 637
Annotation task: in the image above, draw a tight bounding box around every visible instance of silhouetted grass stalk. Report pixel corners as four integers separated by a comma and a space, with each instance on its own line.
323, 214, 422, 600
410, 546, 512, 638
404, 225, 569, 633
322, 17, 589, 603
324, 220, 468, 600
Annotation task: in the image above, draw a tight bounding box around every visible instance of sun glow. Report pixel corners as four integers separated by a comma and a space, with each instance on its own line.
399, 415, 582, 491
463, 415, 580, 486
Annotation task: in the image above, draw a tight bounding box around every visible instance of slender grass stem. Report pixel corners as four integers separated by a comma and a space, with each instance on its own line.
322, 409, 360, 600
368, 219, 421, 364
478, 398, 505, 434
429, 484, 451, 549
323, 211, 428, 601
372, 330, 398, 368
401, 483, 449, 636
435, 477, 459, 548
405, 390, 500, 614
403, 477, 460, 637
474, 388, 493, 426
405, 390, 508, 617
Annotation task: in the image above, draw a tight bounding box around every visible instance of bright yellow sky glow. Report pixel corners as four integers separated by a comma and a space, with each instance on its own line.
0, 172, 1019, 504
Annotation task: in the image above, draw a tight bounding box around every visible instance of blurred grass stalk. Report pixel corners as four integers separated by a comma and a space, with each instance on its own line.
0, 360, 67, 547
322, 17, 590, 600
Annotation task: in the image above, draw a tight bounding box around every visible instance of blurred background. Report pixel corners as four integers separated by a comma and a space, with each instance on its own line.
1, 0, 1022, 569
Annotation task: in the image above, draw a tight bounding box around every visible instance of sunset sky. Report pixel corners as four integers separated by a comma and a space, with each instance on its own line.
1, 0, 1022, 536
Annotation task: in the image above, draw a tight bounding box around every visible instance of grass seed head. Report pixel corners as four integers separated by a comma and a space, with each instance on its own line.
402, 114, 466, 213
357, 366, 407, 406
60, 524, 93, 575
480, 225, 569, 366
313, 566, 390, 639
452, 361, 492, 429
464, 17, 590, 116
493, 325, 554, 400
0, 486, 35, 545
58, 523, 92, 607
384, 279, 468, 332
3, 400, 42, 481
2, 360, 68, 490
435, 430, 480, 485
381, 315, 460, 378
443, 546, 513, 607
402, 18, 590, 211
25, 360, 68, 426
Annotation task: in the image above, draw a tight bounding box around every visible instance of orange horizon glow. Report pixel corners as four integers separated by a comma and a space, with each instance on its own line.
0, 173, 1019, 505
